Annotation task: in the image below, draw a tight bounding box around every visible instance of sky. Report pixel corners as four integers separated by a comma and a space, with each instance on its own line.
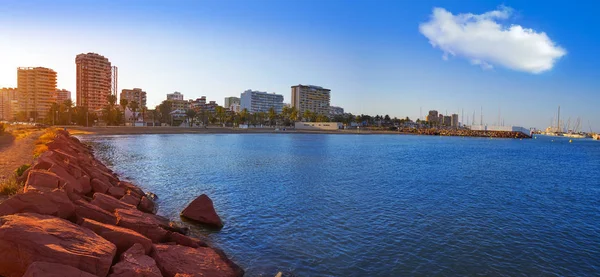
0, 0, 599, 131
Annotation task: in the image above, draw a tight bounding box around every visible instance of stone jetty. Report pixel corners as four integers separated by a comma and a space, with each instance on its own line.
0, 129, 244, 277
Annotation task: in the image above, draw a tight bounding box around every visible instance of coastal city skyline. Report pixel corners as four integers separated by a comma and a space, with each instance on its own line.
1, 1, 599, 131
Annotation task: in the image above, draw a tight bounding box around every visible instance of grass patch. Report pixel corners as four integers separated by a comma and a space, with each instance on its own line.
0, 175, 23, 196
33, 128, 58, 158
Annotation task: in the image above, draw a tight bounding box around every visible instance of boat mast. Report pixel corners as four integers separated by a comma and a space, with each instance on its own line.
557, 105, 560, 133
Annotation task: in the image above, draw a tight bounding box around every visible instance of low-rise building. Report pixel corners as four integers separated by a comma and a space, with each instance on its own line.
120, 88, 147, 109
167, 91, 183, 101
294, 122, 343, 130
224, 96, 240, 109
55, 89, 71, 104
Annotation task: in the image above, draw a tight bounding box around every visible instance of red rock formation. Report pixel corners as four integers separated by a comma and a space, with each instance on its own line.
74, 199, 118, 225
23, 169, 63, 192
22, 262, 97, 277
91, 178, 111, 194
152, 244, 244, 277
91, 192, 137, 212
0, 213, 116, 277
108, 186, 126, 199
138, 195, 157, 214
81, 218, 153, 255
181, 194, 224, 228
108, 243, 162, 277
121, 191, 141, 206
115, 208, 169, 243
166, 231, 208, 248
0, 189, 75, 219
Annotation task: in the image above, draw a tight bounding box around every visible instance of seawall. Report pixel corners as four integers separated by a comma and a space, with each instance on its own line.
0, 129, 244, 277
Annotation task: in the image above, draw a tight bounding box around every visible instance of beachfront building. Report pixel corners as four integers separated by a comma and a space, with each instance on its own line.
295, 122, 343, 130
0, 88, 18, 120
329, 106, 344, 117
17, 67, 57, 121
451, 114, 459, 128
224, 96, 240, 109
240, 89, 284, 114
55, 89, 71, 104
229, 103, 241, 113
443, 115, 451, 126
426, 110, 439, 124
120, 88, 147, 109
291, 84, 331, 116
76, 53, 112, 112
167, 91, 183, 101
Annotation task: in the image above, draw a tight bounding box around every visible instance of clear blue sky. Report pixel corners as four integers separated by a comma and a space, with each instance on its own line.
0, 0, 598, 131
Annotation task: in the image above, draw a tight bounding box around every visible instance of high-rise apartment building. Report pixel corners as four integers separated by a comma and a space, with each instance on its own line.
451, 114, 459, 128
17, 67, 57, 121
120, 88, 147, 109
224, 96, 240, 109
167, 92, 183, 101
0, 88, 18, 120
426, 110, 439, 124
291, 85, 331, 116
76, 53, 112, 112
55, 89, 71, 104
240, 89, 284, 114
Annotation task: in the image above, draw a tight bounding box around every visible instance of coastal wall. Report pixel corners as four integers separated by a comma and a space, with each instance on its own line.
0, 129, 244, 277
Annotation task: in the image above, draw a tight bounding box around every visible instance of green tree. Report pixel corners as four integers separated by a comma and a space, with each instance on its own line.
239, 108, 248, 125
303, 109, 312, 122
119, 99, 128, 125
185, 109, 197, 127
290, 107, 298, 122
268, 107, 277, 126
215, 106, 226, 125
128, 101, 139, 124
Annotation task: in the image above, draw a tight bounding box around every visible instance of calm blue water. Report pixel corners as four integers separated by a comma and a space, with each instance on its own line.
81, 134, 600, 276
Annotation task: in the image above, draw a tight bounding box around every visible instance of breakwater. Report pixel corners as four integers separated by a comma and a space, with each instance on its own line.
0, 129, 243, 277
398, 128, 531, 138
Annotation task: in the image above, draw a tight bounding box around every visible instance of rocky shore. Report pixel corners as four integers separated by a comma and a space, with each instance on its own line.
0, 129, 244, 277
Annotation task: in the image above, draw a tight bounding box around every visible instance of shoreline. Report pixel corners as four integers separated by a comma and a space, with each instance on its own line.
65, 126, 531, 138
0, 129, 244, 276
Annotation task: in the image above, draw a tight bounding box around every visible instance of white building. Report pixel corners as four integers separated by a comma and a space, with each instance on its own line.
167, 91, 184, 101
230, 103, 241, 113
295, 122, 343, 130
224, 96, 240, 109
470, 125, 530, 135
240, 89, 284, 114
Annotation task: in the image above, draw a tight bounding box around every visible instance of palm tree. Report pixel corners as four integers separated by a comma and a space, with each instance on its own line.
128, 101, 139, 125
62, 99, 74, 124
303, 109, 312, 122
215, 106, 226, 125
185, 109, 197, 127
119, 99, 128, 125
268, 107, 277, 127
239, 109, 248, 125
290, 107, 298, 123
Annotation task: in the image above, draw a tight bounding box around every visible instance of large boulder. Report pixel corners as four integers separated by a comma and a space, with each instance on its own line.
22, 262, 97, 277
115, 208, 169, 243
180, 194, 223, 228
107, 186, 126, 199
0, 190, 75, 219
165, 231, 207, 248
108, 243, 162, 277
117, 181, 145, 198
74, 199, 118, 225
0, 213, 116, 277
91, 178, 111, 194
81, 218, 153, 255
152, 244, 244, 277
138, 196, 157, 214
91, 193, 136, 212
23, 169, 63, 193
48, 164, 89, 195
120, 192, 141, 206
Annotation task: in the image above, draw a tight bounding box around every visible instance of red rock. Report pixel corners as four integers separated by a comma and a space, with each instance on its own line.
23, 169, 63, 193
22, 262, 97, 277
115, 208, 169, 243
121, 192, 141, 206
166, 232, 207, 248
117, 181, 145, 197
108, 186, 126, 199
91, 193, 136, 213
138, 196, 157, 214
180, 194, 223, 228
152, 244, 243, 277
74, 199, 118, 225
48, 164, 89, 195
81, 218, 152, 255
108, 243, 162, 277
91, 178, 111, 194
0, 213, 116, 277
0, 190, 74, 219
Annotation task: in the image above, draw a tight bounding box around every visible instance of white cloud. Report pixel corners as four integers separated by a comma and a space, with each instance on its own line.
419, 6, 566, 74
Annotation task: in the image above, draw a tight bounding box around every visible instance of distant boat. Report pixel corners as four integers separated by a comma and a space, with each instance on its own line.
593, 134, 600, 141
563, 132, 587, 139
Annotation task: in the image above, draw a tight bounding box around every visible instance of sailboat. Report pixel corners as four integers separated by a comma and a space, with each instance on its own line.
544, 106, 563, 136
563, 117, 588, 138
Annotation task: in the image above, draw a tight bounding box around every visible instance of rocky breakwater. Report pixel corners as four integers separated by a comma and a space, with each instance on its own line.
0, 129, 244, 277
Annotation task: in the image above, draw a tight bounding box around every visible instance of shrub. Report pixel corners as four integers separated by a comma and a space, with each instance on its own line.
0, 175, 23, 196
14, 164, 31, 177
